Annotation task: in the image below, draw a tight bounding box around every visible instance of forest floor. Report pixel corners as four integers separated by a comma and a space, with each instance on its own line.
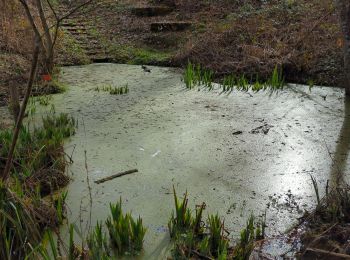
0, 0, 344, 108
85, 0, 343, 85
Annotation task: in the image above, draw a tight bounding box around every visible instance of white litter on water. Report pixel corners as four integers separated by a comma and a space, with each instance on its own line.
151, 150, 161, 157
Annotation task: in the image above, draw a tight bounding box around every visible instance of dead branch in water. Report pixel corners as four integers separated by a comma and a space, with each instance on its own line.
95, 169, 139, 184
303, 248, 350, 259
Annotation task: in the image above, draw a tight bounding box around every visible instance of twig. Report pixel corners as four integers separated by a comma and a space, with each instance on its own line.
308, 222, 338, 248
95, 169, 139, 184
303, 248, 350, 259
191, 250, 214, 260
84, 150, 93, 236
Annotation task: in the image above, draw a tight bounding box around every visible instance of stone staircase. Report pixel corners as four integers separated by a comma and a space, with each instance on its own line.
58, 4, 112, 63
131, 1, 192, 32
57, 0, 192, 64
127, 0, 192, 51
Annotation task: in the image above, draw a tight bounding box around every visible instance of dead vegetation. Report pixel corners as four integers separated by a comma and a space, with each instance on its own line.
174, 0, 342, 86
299, 184, 350, 258
0, 0, 91, 107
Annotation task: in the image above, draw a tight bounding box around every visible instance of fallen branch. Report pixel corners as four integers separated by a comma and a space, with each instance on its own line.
94, 169, 139, 184
303, 248, 350, 259
191, 250, 214, 260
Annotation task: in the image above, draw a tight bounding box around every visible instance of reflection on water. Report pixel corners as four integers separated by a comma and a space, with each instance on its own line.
48, 64, 350, 258
330, 97, 350, 188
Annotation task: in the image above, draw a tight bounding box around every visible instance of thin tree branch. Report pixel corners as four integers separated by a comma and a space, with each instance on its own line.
2, 38, 41, 182
35, 0, 53, 49
19, 0, 47, 55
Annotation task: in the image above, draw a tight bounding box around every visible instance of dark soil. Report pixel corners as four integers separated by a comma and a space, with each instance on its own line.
298, 186, 350, 259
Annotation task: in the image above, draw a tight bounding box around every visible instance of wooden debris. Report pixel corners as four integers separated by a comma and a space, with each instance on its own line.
303, 248, 350, 260
95, 169, 139, 184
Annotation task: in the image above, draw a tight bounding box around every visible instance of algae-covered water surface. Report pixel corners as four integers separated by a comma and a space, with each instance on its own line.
40, 63, 350, 258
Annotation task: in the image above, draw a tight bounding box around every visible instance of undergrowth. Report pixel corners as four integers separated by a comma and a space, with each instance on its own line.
0, 111, 76, 259
93, 84, 129, 95
36, 199, 147, 259
106, 199, 147, 255
168, 187, 266, 259
0, 112, 75, 192
299, 178, 350, 257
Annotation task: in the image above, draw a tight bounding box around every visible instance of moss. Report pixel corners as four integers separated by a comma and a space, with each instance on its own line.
110, 45, 172, 65
56, 30, 90, 66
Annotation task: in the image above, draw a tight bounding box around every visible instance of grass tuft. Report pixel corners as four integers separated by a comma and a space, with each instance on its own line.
106, 198, 147, 255
93, 84, 129, 95
169, 187, 265, 259
183, 62, 285, 92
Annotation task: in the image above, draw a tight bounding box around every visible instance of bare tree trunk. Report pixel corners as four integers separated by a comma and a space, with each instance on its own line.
35, 0, 54, 73
1, 40, 40, 182
336, 0, 350, 95
23, 0, 95, 74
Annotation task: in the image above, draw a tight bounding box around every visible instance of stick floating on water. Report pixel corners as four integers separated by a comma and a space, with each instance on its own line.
94, 169, 139, 184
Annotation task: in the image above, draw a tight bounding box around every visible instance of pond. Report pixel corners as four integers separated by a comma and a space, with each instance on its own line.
41, 63, 350, 258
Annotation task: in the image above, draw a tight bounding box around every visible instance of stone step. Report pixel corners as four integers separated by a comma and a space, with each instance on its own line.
64, 27, 90, 31
85, 46, 104, 51
79, 42, 102, 48
61, 23, 91, 29
85, 49, 107, 55
150, 21, 191, 32
68, 30, 88, 35
74, 34, 95, 39
142, 33, 182, 49
91, 56, 113, 63
152, 0, 176, 8
131, 6, 173, 17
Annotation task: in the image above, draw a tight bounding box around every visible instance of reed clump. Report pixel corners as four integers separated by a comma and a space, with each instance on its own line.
183, 62, 284, 92
106, 199, 147, 255
169, 187, 266, 259
0, 111, 77, 259
93, 84, 129, 95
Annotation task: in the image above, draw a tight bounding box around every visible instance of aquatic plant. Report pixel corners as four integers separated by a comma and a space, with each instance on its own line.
310, 174, 321, 207
183, 62, 214, 89
0, 112, 75, 180
233, 215, 256, 259
169, 188, 263, 259
34, 95, 53, 106
106, 199, 147, 255
222, 74, 236, 92
184, 62, 196, 89
208, 214, 229, 258
109, 84, 129, 95
266, 65, 284, 90
87, 222, 110, 259
307, 79, 314, 91
93, 84, 129, 95
202, 69, 214, 89
183, 62, 285, 93
55, 191, 68, 224
0, 111, 77, 259
168, 188, 192, 238
0, 181, 41, 259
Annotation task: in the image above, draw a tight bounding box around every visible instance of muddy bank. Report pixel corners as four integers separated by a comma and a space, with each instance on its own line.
39, 63, 350, 258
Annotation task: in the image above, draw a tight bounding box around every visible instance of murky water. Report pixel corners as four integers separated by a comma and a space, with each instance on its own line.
41, 63, 350, 258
